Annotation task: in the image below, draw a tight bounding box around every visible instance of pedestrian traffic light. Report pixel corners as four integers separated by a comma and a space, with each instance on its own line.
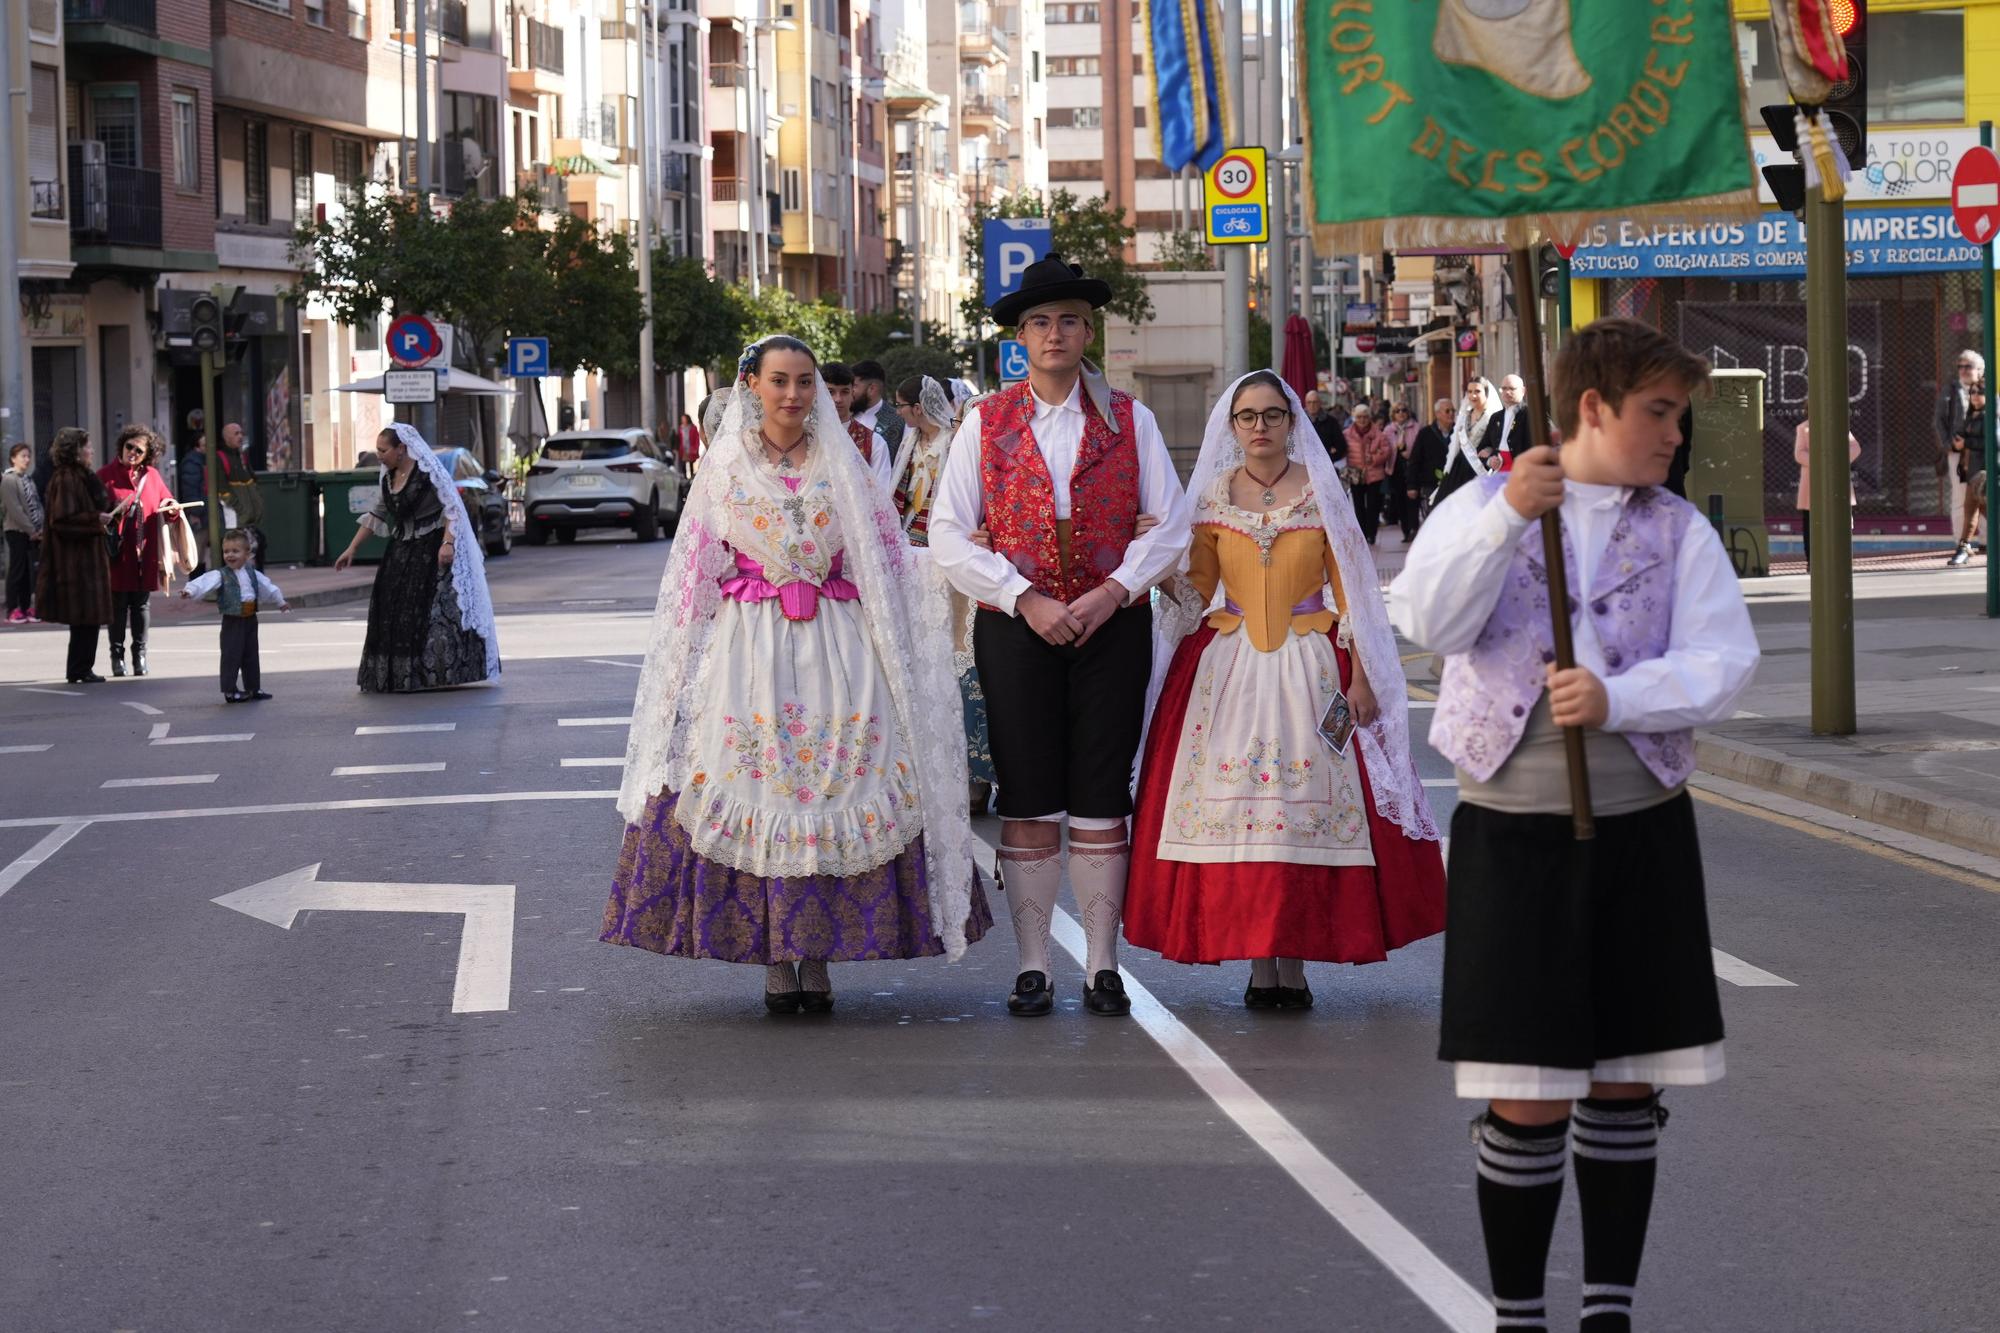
190, 294, 223, 354
1535, 244, 1564, 300
1823, 0, 1867, 171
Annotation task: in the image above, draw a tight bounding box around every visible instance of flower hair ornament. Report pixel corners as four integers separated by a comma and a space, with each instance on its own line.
735, 338, 766, 384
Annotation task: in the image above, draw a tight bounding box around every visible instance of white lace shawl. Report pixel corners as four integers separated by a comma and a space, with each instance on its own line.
617, 364, 978, 958
1443, 378, 1499, 487
1143, 375, 1439, 843
385, 422, 501, 679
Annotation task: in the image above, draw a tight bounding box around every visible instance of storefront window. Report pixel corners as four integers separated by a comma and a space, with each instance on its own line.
1737, 12, 1965, 127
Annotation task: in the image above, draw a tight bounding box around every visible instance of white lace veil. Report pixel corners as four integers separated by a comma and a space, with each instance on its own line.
385, 421, 502, 679
886, 374, 957, 499
1443, 377, 1499, 484
1144, 373, 1438, 843
617, 339, 979, 957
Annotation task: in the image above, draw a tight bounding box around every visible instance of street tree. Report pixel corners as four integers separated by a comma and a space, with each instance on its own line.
1154, 229, 1215, 271
651, 255, 745, 382
959, 189, 1153, 363
728, 284, 855, 363
878, 343, 964, 391
542, 212, 644, 378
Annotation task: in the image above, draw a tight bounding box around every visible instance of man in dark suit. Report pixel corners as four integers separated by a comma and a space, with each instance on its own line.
1407, 397, 1455, 527
1305, 389, 1348, 464
1482, 373, 1533, 466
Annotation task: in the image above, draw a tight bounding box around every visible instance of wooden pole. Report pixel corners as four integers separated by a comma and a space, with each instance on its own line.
1508, 247, 1595, 840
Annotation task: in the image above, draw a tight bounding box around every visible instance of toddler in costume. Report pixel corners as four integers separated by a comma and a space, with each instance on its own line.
1390, 319, 1758, 1332
181, 528, 288, 702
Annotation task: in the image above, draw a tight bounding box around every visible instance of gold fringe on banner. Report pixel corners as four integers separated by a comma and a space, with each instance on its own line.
1304, 187, 1765, 259
1139, 3, 1166, 166
1205, 0, 1233, 154
1180, 0, 1211, 159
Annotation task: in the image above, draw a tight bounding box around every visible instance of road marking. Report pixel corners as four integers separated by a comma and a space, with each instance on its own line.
0, 822, 90, 902
1711, 949, 1796, 988
1042, 900, 1489, 1332
1421, 778, 1455, 788
332, 762, 448, 777
1689, 781, 2000, 896
0, 789, 617, 830
213, 863, 515, 1013
0, 744, 52, 754
149, 722, 170, 741
102, 774, 220, 789
120, 701, 165, 716
356, 723, 457, 735
560, 757, 624, 768
561, 599, 619, 606
1407, 700, 1437, 710
152, 733, 254, 746
587, 658, 641, 669
20, 687, 83, 697
557, 717, 632, 727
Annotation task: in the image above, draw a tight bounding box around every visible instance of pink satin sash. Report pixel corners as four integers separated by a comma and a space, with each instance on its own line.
720, 551, 858, 621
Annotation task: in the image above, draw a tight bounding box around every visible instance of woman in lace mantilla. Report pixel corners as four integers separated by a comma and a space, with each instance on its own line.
1125, 372, 1445, 1009
602, 337, 989, 1014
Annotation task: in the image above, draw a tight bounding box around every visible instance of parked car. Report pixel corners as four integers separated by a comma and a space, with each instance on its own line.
523, 428, 682, 544
435, 447, 513, 557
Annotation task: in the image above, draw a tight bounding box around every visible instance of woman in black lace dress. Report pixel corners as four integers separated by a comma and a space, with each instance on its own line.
333, 424, 500, 692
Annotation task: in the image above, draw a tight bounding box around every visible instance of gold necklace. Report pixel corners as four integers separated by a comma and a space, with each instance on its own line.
1243, 460, 1291, 508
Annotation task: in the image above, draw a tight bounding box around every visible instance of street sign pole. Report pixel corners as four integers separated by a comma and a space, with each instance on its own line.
199, 342, 222, 571
1806, 169, 1857, 734
1984, 122, 1999, 619
1221, 7, 1248, 381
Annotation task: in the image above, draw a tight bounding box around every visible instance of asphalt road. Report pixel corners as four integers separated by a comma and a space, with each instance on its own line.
1, 535, 1996, 1332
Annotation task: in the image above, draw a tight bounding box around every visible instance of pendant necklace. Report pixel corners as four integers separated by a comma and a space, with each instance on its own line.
761, 430, 808, 472
1243, 460, 1291, 509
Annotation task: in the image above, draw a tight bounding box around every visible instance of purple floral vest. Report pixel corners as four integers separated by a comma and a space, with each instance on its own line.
1430, 475, 1698, 787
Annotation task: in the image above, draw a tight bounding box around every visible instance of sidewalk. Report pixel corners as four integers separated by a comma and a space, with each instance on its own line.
146, 561, 376, 620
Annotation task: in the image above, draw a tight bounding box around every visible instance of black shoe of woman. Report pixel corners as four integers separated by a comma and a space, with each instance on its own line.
1243, 985, 1284, 1010
798, 990, 834, 1014
1275, 985, 1315, 1011
764, 989, 804, 1014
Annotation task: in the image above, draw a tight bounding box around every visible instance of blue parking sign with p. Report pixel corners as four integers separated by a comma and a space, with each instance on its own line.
998, 340, 1030, 382
983, 218, 1053, 307
506, 337, 551, 378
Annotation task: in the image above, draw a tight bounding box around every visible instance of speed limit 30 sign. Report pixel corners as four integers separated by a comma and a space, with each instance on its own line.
1204, 146, 1269, 246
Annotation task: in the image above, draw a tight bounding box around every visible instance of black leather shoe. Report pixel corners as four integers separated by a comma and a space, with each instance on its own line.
73, 672, 106, 684
224, 692, 247, 703
249, 690, 273, 701
1083, 970, 1132, 1017
1007, 970, 1054, 1016
1243, 985, 1283, 1010
764, 990, 804, 1014
1276, 985, 1315, 1011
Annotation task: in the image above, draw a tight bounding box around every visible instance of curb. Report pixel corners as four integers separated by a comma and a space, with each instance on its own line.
1695, 734, 2000, 862
283, 581, 375, 609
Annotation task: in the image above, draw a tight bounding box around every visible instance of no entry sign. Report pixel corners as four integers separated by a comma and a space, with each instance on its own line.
1952, 146, 2000, 246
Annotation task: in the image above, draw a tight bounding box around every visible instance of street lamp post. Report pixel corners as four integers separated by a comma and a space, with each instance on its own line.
634, 0, 656, 438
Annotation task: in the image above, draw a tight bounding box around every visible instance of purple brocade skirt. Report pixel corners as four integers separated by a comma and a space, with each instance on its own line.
601, 789, 992, 964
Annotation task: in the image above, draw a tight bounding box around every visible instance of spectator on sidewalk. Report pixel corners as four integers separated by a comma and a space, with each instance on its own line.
1347, 405, 1393, 545
1409, 398, 1455, 525
36, 427, 115, 683
96, 424, 178, 677
1305, 390, 1348, 465
1795, 418, 1860, 573
4, 442, 44, 622
1383, 402, 1420, 540
1938, 350, 1986, 561
220, 422, 265, 569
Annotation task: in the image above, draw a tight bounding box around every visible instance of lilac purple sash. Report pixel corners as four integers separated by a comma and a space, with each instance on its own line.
1222, 590, 1327, 618
720, 551, 859, 621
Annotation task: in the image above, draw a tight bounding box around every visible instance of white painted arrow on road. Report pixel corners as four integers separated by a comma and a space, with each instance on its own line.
213, 864, 516, 1013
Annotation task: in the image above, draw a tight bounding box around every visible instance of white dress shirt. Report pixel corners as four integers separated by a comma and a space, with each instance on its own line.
929, 379, 1191, 616
1388, 480, 1758, 734
185, 566, 287, 609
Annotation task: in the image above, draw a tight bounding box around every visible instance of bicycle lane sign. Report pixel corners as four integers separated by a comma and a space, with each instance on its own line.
1204, 147, 1269, 245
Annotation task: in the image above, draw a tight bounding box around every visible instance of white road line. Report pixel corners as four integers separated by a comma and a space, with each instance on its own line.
332, 762, 448, 777
152, 733, 254, 746
0, 822, 90, 902
1421, 778, 1455, 788
120, 700, 166, 716
102, 774, 220, 789
0, 789, 616, 829
1039, 899, 1489, 1331
557, 717, 632, 727
355, 723, 457, 735
149, 722, 171, 741
586, 658, 641, 669
19, 687, 83, 697
0, 744, 52, 754
560, 757, 625, 768
1711, 948, 1797, 988
1406, 700, 1437, 710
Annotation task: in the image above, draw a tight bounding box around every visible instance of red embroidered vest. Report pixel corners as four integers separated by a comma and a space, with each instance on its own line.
845, 417, 874, 463
978, 379, 1141, 608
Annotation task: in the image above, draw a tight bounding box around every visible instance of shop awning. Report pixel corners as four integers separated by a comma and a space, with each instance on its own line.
551, 152, 622, 179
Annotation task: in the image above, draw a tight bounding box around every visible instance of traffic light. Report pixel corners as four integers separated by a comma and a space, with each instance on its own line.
1535, 244, 1564, 300
1822, 0, 1866, 171
190, 294, 223, 354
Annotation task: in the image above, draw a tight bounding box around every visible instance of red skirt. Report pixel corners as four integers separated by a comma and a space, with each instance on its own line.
1125, 626, 1447, 965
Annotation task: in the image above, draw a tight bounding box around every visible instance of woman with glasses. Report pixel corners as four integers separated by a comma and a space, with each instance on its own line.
1124, 372, 1445, 1009
96, 424, 183, 676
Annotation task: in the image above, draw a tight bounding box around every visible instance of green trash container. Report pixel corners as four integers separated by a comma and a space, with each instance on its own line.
319, 469, 389, 565
251, 471, 319, 565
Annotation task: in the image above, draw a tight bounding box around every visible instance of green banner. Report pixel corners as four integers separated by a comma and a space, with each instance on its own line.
1300, 0, 1757, 250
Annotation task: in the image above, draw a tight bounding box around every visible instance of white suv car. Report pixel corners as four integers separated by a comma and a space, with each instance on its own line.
524, 429, 683, 544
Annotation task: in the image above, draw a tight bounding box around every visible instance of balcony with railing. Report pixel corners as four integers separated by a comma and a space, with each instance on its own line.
63, 0, 157, 41
30, 179, 65, 221
961, 93, 1012, 134
509, 16, 565, 94
438, 0, 467, 44
520, 164, 569, 215
958, 7, 998, 63
68, 155, 162, 254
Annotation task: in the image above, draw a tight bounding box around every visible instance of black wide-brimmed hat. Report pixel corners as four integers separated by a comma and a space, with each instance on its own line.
990, 251, 1114, 328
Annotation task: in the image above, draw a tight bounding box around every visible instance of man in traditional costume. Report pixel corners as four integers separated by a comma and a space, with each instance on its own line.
929, 254, 1191, 1017
823, 361, 894, 493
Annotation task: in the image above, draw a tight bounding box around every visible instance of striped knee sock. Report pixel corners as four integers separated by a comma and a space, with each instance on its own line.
1474, 1110, 1568, 1331
1571, 1094, 1666, 1332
